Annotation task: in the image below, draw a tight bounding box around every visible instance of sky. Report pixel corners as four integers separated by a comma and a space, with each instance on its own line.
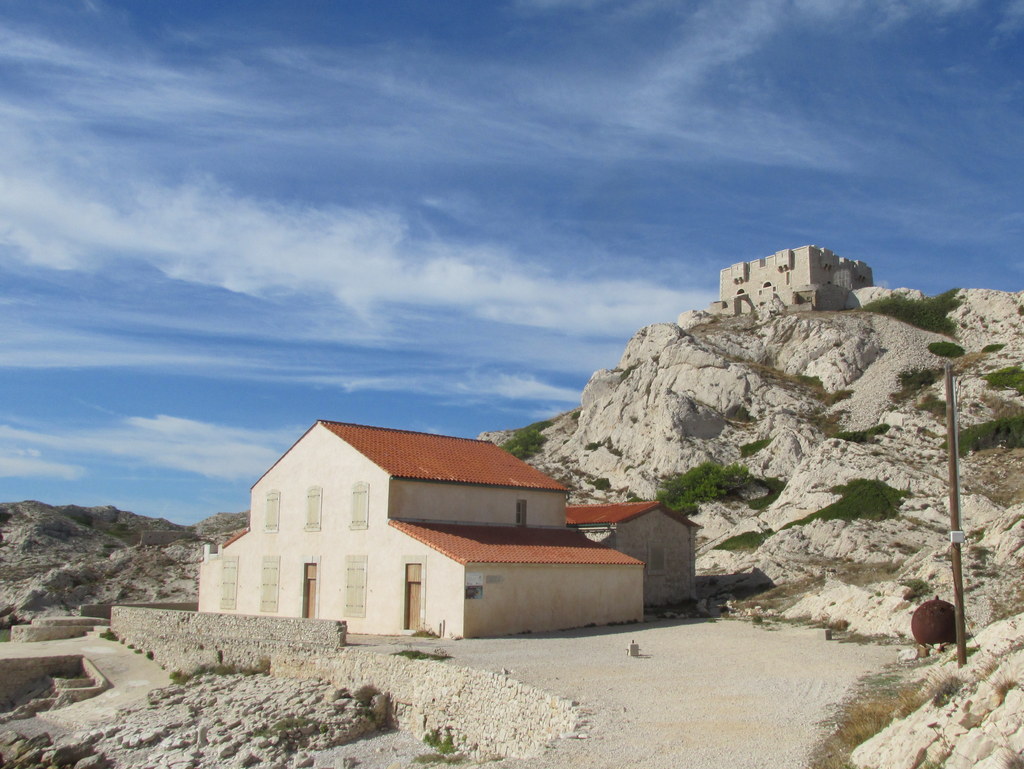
1, 0, 1022, 523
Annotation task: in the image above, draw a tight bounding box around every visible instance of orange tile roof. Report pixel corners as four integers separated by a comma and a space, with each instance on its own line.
221, 528, 249, 549
390, 520, 644, 566
565, 501, 699, 528
319, 421, 566, 492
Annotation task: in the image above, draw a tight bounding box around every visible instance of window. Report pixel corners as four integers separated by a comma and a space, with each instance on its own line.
305, 486, 322, 531
648, 545, 666, 575
264, 490, 280, 532
219, 557, 238, 610
515, 499, 527, 526
345, 555, 367, 617
260, 555, 280, 612
351, 482, 368, 530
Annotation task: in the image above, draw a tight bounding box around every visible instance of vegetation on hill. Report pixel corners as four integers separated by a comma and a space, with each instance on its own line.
927, 341, 964, 358
740, 437, 772, 457
781, 479, 908, 529
836, 424, 891, 444
500, 420, 553, 459
891, 367, 942, 403
713, 529, 773, 551
959, 414, 1024, 455
862, 289, 962, 335
983, 366, 1024, 396
656, 462, 751, 512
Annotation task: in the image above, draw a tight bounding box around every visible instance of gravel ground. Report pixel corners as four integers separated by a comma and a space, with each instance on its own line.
332, 617, 897, 769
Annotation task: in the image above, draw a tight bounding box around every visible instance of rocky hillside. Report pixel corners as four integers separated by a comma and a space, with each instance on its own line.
484, 288, 1024, 636
0, 501, 247, 623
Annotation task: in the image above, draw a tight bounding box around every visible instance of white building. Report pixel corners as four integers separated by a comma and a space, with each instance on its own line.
198, 421, 643, 638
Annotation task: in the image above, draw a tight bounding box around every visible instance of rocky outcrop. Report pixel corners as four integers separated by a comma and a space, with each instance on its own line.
0, 502, 247, 623
487, 288, 1024, 636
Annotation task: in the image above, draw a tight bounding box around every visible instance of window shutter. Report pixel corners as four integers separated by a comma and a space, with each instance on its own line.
219, 557, 238, 610
265, 491, 280, 532
351, 482, 368, 530
345, 555, 367, 617
305, 486, 322, 531
260, 555, 280, 612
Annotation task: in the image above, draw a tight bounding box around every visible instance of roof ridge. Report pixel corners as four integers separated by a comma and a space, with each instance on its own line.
317, 420, 489, 444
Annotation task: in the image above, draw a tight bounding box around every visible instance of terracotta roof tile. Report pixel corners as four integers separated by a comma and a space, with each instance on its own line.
565, 501, 699, 528
319, 421, 566, 492
221, 528, 249, 549
390, 520, 643, 566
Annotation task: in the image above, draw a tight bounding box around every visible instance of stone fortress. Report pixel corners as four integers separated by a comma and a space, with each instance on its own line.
708, 245, 873, 316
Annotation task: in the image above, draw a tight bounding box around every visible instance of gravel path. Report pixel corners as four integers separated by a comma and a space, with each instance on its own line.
342, 618, 897, 769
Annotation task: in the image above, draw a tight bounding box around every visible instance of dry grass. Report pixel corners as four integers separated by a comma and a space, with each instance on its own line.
808, 675, 928, 769
992, 672, 1019, 705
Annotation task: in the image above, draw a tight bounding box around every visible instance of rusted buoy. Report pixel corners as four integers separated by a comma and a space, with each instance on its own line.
911, 596, 956, 645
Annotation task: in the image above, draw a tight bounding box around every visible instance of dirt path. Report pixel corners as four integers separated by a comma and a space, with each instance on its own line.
353, 618, 897, 769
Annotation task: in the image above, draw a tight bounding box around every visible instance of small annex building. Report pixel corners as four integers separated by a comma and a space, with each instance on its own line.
198, 421, 643, 638
565, 501, 698, 606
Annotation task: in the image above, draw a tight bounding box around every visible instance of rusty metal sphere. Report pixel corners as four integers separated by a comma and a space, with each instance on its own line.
911, 597, 956, 645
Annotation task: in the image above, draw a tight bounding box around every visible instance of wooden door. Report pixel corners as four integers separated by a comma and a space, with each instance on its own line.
404, 563, 422, 630
302, 563, 318, 619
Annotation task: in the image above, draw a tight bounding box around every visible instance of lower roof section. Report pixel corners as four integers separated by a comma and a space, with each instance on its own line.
389, 520, 644, 566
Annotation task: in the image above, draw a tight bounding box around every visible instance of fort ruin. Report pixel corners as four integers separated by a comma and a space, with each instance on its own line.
708, 245, 873, 316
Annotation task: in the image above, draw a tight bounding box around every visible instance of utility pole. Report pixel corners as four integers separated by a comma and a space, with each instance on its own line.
945, 363, 968, 667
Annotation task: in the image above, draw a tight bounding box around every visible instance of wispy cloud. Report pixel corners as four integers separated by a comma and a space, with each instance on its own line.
0, 416, 293, 481
0, 447, 84, 480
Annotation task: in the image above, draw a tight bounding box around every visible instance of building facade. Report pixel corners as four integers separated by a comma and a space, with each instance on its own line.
708, 245, 873, 316
198, 422, 643, 638
565, 502, 698, 606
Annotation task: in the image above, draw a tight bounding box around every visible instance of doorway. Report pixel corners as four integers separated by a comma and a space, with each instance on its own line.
404, 563, 422, 630
302, 563, 318, 619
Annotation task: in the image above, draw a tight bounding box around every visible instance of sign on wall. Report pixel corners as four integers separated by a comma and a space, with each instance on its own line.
465, 572, 484, 600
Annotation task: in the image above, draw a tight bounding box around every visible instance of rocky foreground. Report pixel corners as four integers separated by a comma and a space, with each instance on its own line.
0, 672, 387, 769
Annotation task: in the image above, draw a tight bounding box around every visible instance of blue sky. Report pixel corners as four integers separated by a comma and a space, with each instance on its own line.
1, 0, 1022, 523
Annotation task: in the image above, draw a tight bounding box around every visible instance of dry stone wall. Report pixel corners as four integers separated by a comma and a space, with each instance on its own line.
110, 607, 346, 672
273, 652, 580, 760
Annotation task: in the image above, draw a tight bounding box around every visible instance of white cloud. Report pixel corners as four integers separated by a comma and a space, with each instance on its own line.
0, 417, 294, 481
0, 447, 84, 480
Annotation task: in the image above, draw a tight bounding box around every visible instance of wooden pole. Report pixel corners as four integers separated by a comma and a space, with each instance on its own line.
945, 364, 968, 667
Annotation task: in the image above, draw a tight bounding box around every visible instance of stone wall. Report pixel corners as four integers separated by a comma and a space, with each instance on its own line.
110, 608, 577, 760
110, 608, 346, 673
273, 652, 579, 760
0, 655, 82, 710
81, 602, 199, 621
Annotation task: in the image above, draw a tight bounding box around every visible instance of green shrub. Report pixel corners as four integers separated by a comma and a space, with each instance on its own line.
423, 729, 457, 755
959, 414, 1024, 455
392, 649, 451, 661
0, 629, 9, 643
984, 366, 1024, 396
982, 343, 1005, 353
740, 437, 772, 457
748, 477, 785, 510
99, 628, 118, 642
900, 578, 931, 601
836, 424, 891, 444
928, 341, 964, 358
590, 477, 611, 491
657, 462, 751, 510
892, 368, 942, 402
781, 479, 908, 530
862, 289, 962, 335
714, 530, 773, 551
584, 442, 601, 451
917, 394, 947, 418
500, 420, 553, 459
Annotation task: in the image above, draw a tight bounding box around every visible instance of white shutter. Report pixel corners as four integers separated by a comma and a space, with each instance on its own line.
351, 482, 368, 530
345, 555, 367, 617
305, 486, 322, 531
219, 557, 238, 610
260, 555, 280, 612
265, 491, 280, 532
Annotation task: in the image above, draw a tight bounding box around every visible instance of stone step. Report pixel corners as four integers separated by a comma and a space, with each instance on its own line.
53, 676, 97, 690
